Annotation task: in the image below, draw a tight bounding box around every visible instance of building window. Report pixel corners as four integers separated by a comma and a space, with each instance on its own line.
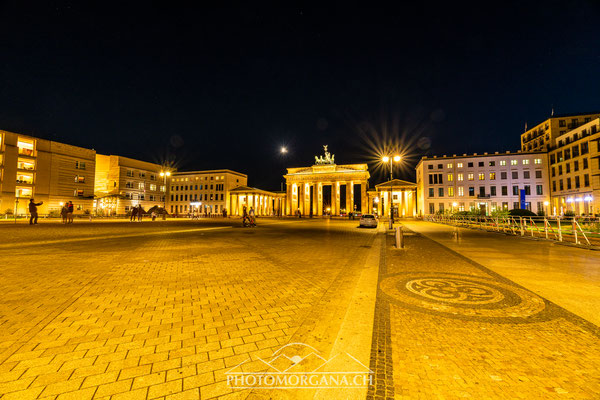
447, 163, 453, 168
522, 159, 529, 165
138, 182, 144, 190
535, 170, 542, 179
566, 178, 571, 190
559, 119, 565, 127
513, 202, 520, 209
458, 187, 464, 196
552, 181, 556, 192
575, 176, 580, 188
489, 161, 495, 166
490, 186, 497, 196
74, 176, 85, 183
559, 180, 564, 190
428, 165, 433, 170
438, 188, 444, 197
584, 174, 590, 186
524, 171, 530, 179
572, 145, 579, 157
583, 158, 589, 169
457, 163, 463, 168
448, 187, 454, 196
437, 164, 443, 169
558, 165, 563, 175
17, 138, 35, 156
150, 184, 157, 191
490, 172, 496, 180
573, 161, 579, 172
478, 173, 485, 180
500, 160, 506, 166
501, 172, 507, 180
468, 173, 474, 181
512, 171, 518, 179
75, 161, 86, 170
478, 161, 484, 167
467, 162, 473, 167
524, 185, 531, 195
447, 174, 453, 182
139, 172, 146, 178
512, 186, 519, 195
73, 189, 84, 197
511, 160, 518, 165
534, 159, 542, 164
581, 142, 589, 154
468, 187, 474, 197
429, 203, 435, 214
457, 173, 464, 181
566, 163, 571, 173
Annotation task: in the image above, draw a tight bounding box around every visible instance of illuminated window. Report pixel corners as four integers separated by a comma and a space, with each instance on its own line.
16, 187, 33, 198
17, 138, 35, 156
457, 163, 463, 168
16, 173, 34, 184
468, 173, 474, 181
457, 187, 464, 196
150, 184, 157, 191
478, 173, 485, 180
17, 158, 35, 170
511, 160, 518, 165
138, 182, 144, 190
534, 158, 542, 164
490, 172, 496, 180
73, 189, 84, 197
500, 160, 506, 166
522, 159, 529, 165
447, 163, 453, 168
74, 176, 85, 183
447, 174, 453, 182
457, 173, 463, 181
448, 187, 454, 196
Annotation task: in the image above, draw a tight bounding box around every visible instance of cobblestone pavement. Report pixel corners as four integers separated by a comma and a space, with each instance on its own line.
0, 219, 380, 400
371, 220, 600, 400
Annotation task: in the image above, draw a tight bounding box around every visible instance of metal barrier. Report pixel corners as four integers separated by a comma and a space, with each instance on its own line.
424, 215, 599, 247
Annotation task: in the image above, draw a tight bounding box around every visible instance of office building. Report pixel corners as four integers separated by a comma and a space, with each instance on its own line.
520, 112, 600, 152
416, 152, 550, 216
0, 129, 96, 215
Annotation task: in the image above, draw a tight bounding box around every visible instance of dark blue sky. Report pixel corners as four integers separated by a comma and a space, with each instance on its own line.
1, 2, 599, 189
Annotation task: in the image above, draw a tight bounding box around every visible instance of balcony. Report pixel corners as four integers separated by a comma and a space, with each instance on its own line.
17, 147, 35, 157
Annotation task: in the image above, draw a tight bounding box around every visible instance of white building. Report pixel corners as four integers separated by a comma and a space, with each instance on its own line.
416, 152, 551, 216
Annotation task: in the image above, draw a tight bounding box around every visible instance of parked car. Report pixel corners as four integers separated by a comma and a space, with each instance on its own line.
359, 214, 378, 228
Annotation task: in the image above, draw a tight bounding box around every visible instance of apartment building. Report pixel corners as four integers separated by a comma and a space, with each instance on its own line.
416, 152, 550, 216
548, 118, 599, 216
0, 129, 96, 215
167, 170, 247, 215
94, 155, 166, 215
520, 112, 600, 152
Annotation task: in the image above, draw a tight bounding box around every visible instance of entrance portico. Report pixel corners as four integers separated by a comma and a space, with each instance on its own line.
229, 186, 285, 216
367, 179, 417, 217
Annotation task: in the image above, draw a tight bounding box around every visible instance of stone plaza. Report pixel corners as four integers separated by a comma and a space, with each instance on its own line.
0, 217, 598, 399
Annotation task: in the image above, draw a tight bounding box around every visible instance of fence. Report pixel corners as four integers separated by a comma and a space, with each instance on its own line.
424, 214, 600, 247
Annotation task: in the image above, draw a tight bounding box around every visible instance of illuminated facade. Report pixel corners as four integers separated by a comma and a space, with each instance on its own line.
367, 180, 417, 217
0, 129, 96, 216
416, 152, 550, 216
283, 146, 370, 216
548, 118, 599, 216
228, 186, 285, 216
94, 154, 165, 215
520, 112, 600, 152
167, 170, 247, 215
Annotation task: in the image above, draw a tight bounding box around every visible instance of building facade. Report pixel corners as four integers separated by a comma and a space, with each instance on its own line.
228, 186, 285, 216
520, 112, 600, 152
367, 179, 417, 217
548, 118, 599, 216
94, 154, 165, 215
283, 146, 370, 216
416, 152, 550, 216
0, 129, 96, 216
167, 170, 247, 216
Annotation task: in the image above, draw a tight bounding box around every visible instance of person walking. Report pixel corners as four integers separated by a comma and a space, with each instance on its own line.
151, 211, 157, 221
137, 205, 144, 222
130, 205, 138, 222
249, 207, 256, 227
29, 198, 43, 225
61, 202, 68, 224
242, 205, 249, 226
67, 201, 74, 223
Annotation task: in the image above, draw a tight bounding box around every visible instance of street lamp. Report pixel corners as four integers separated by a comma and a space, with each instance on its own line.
382, 155, 402, 229
280, 146, 288, 154
160, 171, 171, 218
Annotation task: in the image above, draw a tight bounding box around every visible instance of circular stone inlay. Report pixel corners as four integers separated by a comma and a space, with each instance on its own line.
380, 273, 547, 322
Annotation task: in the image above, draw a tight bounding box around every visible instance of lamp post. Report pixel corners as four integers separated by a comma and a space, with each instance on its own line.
543, 201, 550, 217
159, 171, 171, 219
382, 155, 402, 229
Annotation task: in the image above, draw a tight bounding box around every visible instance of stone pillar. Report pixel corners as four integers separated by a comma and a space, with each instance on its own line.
361, 182, 367, 214
346, 181, 353, 213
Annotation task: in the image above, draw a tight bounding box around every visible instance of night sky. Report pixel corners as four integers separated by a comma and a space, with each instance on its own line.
1, 2, 599, 190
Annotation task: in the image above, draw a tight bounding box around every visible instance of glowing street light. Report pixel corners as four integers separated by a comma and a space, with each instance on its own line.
280, 146, 288, 154
160, 170, 171, 217
382, 155, 402, 229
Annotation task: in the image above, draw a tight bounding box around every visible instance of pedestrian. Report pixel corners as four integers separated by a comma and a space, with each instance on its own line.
151, 211, 157, 221
67, 201, 74, 223
130, 205, 138, 222
29, 198, 43, 225
61, 202, 68, 224
249, 207, 256, 226
242, 205, 249, 226
138, 205, 144, 221
223, 208, 227, 218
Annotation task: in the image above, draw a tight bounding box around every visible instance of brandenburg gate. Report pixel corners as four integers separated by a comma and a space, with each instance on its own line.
283, 146, 370, 216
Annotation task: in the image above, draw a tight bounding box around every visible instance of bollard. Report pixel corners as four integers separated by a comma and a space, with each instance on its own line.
395, 226, 404, 249
557, 217, 562, 242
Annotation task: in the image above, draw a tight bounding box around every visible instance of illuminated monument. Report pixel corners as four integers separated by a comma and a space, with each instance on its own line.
284, 146, 370, 216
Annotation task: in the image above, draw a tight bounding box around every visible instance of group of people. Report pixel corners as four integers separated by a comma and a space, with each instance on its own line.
130, 205, 145, 222
61, 201, 75, 224
242, 206, 256, 227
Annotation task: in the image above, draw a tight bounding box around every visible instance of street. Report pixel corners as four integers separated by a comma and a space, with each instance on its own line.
0, 218, 598, 399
